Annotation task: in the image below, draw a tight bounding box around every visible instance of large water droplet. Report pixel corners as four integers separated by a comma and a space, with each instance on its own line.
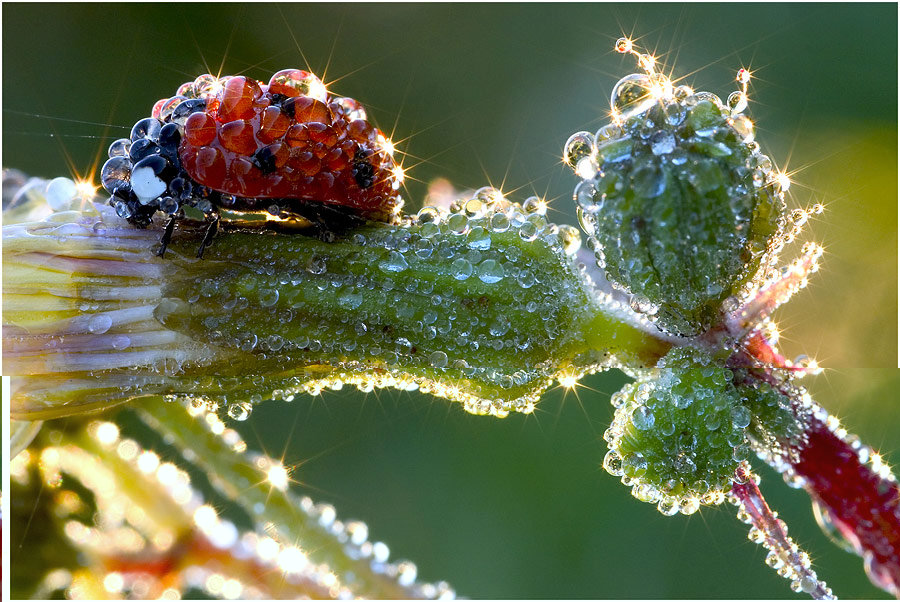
611, 73, 656, 119
466, 226, 491, 250
631, 405, 655, 430
664, 102, 686, 126
259, 288, 279, 307
727, 91, 748, 115
111, 334, 131, 350
451, 258, 473, 280
380, 251, 408, 273
338, 289, 364, 309
731, 405, 752, 429
447, 213, 469, 235
88, 313, 113, 334
603, 449, 624, 476
477, 259, 504, 283
429, 351, 448, 369
227, 401, 252, 421
575, 179, 601, 214
45, 177, 78, 211
564, 131, 595, 170
731, 115, 754, 142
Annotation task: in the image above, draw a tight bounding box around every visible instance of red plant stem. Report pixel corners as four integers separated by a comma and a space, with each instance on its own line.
791, 416, 900, 597
731, 464, 832, 599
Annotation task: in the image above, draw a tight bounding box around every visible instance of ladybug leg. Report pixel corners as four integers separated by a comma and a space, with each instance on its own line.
156, 214, 178, 258
196, 214, 220, 259
288, 201, 364, 241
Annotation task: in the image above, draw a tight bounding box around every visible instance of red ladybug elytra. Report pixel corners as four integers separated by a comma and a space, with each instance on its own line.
99, 69, 404, 257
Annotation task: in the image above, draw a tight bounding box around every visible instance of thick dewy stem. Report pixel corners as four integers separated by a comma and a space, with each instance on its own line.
4, 188, 670, 422
785, 405, 900, 596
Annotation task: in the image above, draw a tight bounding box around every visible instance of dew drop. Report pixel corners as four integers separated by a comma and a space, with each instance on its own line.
88, 314, 113, 334
575, 155, 599, 180
558, 225, 582, 255
632, 164, 666, 198
615, 37, 633, 53
564, 131, 595, 170
657, 496, 679, 516
611, 73, 656, 119
429, 351, 448, 369
574, 179, 601, 213
464, 198, 485, 218
447, 213, 469, 235
451, 258, 473, 280
731, 405, 752, 429
731, 115, 754, 142
603, 449, 624, 476
631, 405, 655, 430
415, 238, 434, 258
108, 138, 132, 158
227, 402, 252, 421
338, 289, 364, 309
649, 130, 676, 155
595, 123, 623, 142
417, 206, 440, 224
111, 334, 131, 350
518, 221, 538, 241
477, 259, 504, 283
522, 196, 547, 215
669, 147, 688, 165
259, 288, 279, 307
240, 333, 258, 352
679, 497, 700, 515
727, 91, 748, 115
664, 102, 686, 126
45, 177, 78, 211
380, 251, 409, 273
466, 226, 491, 250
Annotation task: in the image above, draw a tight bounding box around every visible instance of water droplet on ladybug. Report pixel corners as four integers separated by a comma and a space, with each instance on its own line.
130, 117, 162, 142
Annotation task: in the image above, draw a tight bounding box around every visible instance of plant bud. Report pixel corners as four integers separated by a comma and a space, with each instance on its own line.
570, 72, 786, 336
603, 346, 751, 513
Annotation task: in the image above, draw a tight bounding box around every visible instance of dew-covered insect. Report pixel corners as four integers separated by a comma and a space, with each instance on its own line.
100, 69, 405, 257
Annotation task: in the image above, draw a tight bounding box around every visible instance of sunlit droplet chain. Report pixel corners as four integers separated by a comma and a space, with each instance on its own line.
729, 463, 836, 600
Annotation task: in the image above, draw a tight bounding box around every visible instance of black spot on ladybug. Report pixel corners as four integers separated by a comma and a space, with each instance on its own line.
278, 96, 299, 119
251, 145, 279, 175
352, 149, 376, 189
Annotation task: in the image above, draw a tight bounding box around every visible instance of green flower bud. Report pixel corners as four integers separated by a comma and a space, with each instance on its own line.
570, 76, 787, 336
603, 346, 751, 514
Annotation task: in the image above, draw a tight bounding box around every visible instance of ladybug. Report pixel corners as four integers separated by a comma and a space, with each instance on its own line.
99, 69, 404, 257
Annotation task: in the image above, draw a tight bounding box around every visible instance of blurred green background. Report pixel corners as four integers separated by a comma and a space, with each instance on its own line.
4, 3, 898, 598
